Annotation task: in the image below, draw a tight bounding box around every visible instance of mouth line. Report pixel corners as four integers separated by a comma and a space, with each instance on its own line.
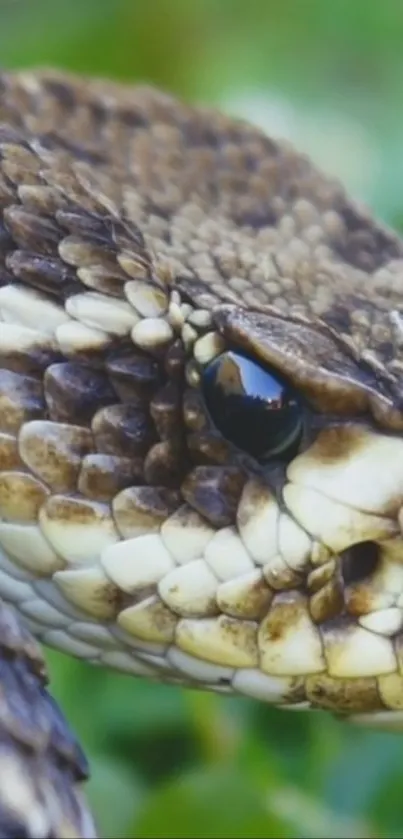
286, 477, 403, 521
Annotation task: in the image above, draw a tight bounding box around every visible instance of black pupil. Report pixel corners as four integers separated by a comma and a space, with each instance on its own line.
202, 351, 302, 461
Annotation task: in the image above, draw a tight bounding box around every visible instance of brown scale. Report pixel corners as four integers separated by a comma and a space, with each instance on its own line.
218, 572, 273, 622
0, 434, 21, 471
112, 485, 180, 540
57, 209, 117, 242
144, 439, 188, 487
150, 381, 182, 439
187, 429, 235, 465
305, 674, 384, 714
143, 381, 189, 486
182, 465, 247, 528
0, 370, 46, 434
308, 560, 345, 624
0, 323, 61, 376
90, 402, 156, 464
6, 251, 80, 301
4, 207, 62, 256
59, 234, 123, 280
44, 361, 116, 424
78, 453, 143, 502
106, 347, 161, 401
19, 420, 93, 493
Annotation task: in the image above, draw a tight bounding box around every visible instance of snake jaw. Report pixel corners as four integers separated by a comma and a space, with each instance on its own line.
2, 311, 403, 729
278, 424, 403, 693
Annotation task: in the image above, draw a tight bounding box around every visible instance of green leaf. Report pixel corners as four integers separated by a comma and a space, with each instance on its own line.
133, 767, 291, 839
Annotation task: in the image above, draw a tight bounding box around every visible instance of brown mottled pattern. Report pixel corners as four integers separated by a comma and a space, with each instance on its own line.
0, 68, 402, 834
0, 599, 93, 838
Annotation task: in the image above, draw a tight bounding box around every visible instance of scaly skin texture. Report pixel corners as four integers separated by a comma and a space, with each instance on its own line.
0, 68, 403, 834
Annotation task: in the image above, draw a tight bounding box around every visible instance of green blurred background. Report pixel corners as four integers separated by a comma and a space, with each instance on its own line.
3, 1, 403, 836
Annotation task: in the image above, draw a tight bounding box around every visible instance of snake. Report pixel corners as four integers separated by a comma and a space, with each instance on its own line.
0, 67, 402, 836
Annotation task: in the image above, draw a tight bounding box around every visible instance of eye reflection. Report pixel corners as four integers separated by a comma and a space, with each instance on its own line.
202, 350, 303, 461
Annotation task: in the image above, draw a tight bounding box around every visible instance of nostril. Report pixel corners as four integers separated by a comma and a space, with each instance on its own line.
340, 541, 380, 585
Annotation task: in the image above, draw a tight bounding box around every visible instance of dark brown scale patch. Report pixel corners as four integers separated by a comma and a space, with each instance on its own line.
118, 107, 149, 129
3, 207, 61, 256
175, 274, 230, 310
44, 362, 116, 425
40, 163, 104, 215
92, 402, 157, 458
319, 301, 353, 334
182, 122, 221, 150
39, 132, 107, 167
0, 220, 14, 252
335, 204, 402, 271
236, 206, 278, 229
183, 388, 209, 432
144, 440, 189, 487
305, 674, 383, 713
187, 430, 234, 465
150, 382, 183, 440
0, 370, 46, 434
106, 348, 161, 402
78, 453, 143, 501
181, 465, 246, 527
110, 218, 148, 253
56, 209, 113, 243
163, 340, 186, 381
42, 79, 77, 111
6, 251, 80, 300
88, 100, 109, 128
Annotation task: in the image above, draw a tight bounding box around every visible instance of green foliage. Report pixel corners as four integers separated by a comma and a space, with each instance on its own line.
3, 1, 403, 835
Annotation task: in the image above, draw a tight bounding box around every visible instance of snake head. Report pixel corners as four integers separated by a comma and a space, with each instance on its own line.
0, 70, 403, 731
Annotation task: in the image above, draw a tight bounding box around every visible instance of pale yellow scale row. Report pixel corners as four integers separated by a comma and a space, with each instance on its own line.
0, 281, 171, 353
0, 443, 403, 718
0, 272, 218, 361
2, 524, 403, 727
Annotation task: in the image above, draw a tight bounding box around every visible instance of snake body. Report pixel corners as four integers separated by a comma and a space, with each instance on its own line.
0, 68, 402, 835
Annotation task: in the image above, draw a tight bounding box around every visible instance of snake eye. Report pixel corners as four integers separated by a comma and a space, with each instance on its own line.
202, 351, 303, 461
